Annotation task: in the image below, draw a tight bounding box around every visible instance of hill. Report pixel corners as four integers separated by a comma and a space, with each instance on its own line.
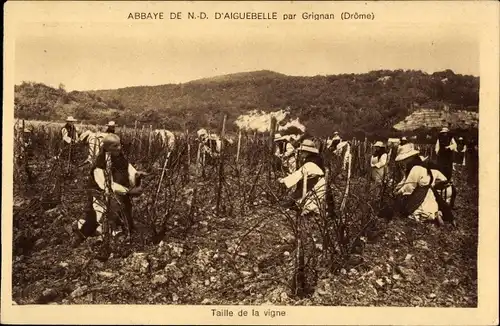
14, 69, 479, 137
187, 70, 287, 85
14, 82, 125, 125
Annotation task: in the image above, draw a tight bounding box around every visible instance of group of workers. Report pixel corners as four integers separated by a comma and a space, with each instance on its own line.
17, 115, 473, 247
54, 116, 149, 247
59, 116, 117, 164
272, 127, 465, 227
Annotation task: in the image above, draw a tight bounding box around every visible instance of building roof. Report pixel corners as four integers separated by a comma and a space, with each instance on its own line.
393, 108, 478, 131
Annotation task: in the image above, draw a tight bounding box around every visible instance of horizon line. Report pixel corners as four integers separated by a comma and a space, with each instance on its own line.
15, 68, 480, 92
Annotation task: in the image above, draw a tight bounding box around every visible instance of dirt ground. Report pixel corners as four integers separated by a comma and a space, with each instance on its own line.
11, 159, 477, 307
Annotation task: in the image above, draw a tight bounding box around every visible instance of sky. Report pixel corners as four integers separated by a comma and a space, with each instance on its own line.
14, 20, 479, 91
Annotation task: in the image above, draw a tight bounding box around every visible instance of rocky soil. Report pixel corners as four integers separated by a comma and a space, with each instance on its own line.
12, 161, 477, 307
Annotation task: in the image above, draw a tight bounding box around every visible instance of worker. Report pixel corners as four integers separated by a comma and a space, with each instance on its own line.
435, 127, 457, 180
278, 139, 326, 216
71, 134, 148, 247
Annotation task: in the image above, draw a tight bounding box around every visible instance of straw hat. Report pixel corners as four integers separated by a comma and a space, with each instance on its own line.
401, 136, 407, 141
107, 121, 116, 127
66, 116, 77, 122
23, 128, 32, 133
274, 133, 287, 141
197, 129, 208, 138
298, 139, 319, 154
395, 143, 420, 162
373, 141, 385, 148
440, 127, 450, 133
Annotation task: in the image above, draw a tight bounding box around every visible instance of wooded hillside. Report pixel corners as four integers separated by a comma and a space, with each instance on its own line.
15, 69, 479, 137
14, 82, 125, 124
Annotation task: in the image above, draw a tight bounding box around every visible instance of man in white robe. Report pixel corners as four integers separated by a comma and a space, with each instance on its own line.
278, 139, 326, 216
80, 130, 106, 164
370, 141, 388, 184
327, 133, 352, 171
394, 144, 446, 225
152, 129, 176, 151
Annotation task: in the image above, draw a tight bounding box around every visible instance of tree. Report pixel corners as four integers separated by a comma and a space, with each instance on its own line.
74, 103, 93, 120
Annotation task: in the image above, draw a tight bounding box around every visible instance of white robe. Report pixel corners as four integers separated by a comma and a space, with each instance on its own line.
396, 165, 440, 221
61, 127, 78, 144
93, 163, 138, 195
370, 153, 388, 183
334, 142, 352, 171
435, 137, 458, 154
282, 162, 326, 215
201, 135, 222, 155
153, 129, 176, 151
85, 132, 106, 163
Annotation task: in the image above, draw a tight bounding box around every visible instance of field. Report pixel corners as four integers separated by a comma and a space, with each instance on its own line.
11, 120, 478, 306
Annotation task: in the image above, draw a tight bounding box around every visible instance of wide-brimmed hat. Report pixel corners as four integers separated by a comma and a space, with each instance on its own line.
197, 129, 208, 137
440, 127, 450, 133
107, 121, 116, 127
274, 133, 286, 141
66, 116, 77, 122
298, 139, 319, 154
395, 143, 420, 162
401, 136, 408, 141
373, 141, 386, 148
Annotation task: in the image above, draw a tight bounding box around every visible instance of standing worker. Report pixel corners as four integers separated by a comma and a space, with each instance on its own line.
71, 134, 148, 247
61, 116, 79, 144
370, 141, 388, 185
105, 121, 117, 134
435, 127, 457, 180
20, 127, 35, 184
454, 137, 467, 167
59, 116, 79, 163
327, 132, 352, 171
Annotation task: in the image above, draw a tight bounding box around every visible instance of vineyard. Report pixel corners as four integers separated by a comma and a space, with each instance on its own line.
12, 119, 478, 306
